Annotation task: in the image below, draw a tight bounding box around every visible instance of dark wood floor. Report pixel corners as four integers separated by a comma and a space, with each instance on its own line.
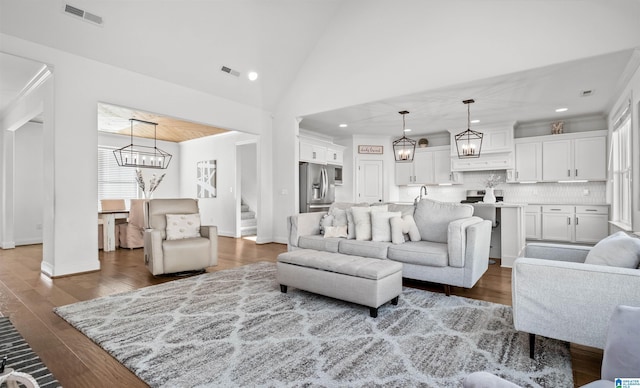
0, 238, 601, 387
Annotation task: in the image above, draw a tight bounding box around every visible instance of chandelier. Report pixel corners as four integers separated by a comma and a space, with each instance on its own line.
113, 119, 172, 169
393, 110, 416, 162
455, 99, 483, 159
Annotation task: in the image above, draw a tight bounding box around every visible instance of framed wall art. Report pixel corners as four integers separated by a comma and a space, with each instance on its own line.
196, 160, 217, 198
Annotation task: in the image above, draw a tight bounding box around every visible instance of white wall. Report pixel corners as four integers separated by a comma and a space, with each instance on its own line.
1, 33, 272, 276
14, 121, 43, 245
179, 132, 261, 238
239, 143, 258, 213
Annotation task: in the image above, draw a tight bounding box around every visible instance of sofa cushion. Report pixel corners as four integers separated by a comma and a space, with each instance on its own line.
414, 199, 473, 243
298, 235, 340, 253
372, 211, 401, 242
386, 203, 415, 217
585, 231, 640, 268
338, 239, 391, 260
387, 241, 448, 267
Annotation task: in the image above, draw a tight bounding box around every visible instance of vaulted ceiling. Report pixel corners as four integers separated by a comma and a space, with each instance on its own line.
2, 0, 640, 139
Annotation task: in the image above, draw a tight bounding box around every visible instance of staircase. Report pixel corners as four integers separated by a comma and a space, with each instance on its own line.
240, 200, 257, 236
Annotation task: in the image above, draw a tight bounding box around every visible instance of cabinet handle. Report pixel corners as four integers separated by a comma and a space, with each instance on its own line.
312, 151, 316, 159
334, 153, 337, 160
575, 169, 578, 177
567, 217, 571, 225
567, 169, 570, 177
550, 208, 562, 211
585, 209, 598, 212
516, 171, 519, 179
576, 217, 579, 225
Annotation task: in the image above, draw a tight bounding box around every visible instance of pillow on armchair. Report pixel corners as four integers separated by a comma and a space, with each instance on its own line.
165, 213, 201, 240
413, 199, 473, 243
584, 231, 640, 268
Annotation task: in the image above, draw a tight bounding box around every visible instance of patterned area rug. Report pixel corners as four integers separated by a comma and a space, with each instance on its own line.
54, 262, 573, 387
0, 317, 60, 387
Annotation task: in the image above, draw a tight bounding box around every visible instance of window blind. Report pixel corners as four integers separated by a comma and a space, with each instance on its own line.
98, 146, 138, 203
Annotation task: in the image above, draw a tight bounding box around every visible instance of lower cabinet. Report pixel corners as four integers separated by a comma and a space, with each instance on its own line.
525, 205, 542, 240
537, 205, 609, 244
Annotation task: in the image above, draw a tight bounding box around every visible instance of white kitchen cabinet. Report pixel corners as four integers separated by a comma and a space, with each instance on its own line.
542, 205, 574, 242
395, 146, 461, 185
299, 141, 327, 164
514, 141, 542, 182
525, 205, 542, 240
542, 134, 606, 182
574, 205, 609, 243
540, 204, 609, 243
326, 147, 344, 166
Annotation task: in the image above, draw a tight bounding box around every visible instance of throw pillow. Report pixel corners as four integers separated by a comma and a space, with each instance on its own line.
390, 214, 422, 244
351, 207, 372, 241
324, 225, 348, 238
319, 214, 334, 235
329, 207, 348, 227
584, 231, 640, 268
414, 199, 473, 243
165, 213, 201, 240
371, 211, 401, 242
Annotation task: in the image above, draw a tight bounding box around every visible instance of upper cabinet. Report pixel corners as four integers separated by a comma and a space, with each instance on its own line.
541, 131, 607, 182
448, 123, 515, 172
299, 136, 345, 166
507, 130, 607, 183
395, 146, 462, 185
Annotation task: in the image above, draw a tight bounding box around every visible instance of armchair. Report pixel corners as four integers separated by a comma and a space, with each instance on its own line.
143, 198, 218, 275
512, 241, 640, 356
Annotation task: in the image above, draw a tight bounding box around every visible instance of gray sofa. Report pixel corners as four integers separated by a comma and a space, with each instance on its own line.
287, 198, 492, 294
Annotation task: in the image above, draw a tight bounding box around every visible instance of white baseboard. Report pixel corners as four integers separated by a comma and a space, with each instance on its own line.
41, 261, 54, 277
1, 241, 16, 249
273, 235, 288, 245
15, 238, 43, 246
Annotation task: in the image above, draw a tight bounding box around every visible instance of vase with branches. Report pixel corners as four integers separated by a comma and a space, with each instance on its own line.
483, 174, 502, 203
136, 169, 166, 199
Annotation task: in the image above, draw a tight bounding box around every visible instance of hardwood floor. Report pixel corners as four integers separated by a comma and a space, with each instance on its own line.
0, 239, 601, 387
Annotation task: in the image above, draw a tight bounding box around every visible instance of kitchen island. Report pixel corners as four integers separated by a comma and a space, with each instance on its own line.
470, 202, 526, 268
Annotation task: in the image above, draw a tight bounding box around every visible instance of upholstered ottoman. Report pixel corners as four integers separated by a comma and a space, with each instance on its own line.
276, 249, 403, 317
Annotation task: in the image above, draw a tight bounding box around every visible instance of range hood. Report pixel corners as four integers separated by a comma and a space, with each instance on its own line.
448, 122, 515, 172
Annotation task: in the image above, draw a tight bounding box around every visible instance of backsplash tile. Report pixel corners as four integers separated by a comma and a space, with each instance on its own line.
397, 170, 607, 205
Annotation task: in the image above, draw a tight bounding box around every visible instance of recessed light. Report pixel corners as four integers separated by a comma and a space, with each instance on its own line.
555, 107, 568, 113
404, 128, 412, 132
470, 119, 480, 124
247, 71, 258, 81
339, 123, 348, 128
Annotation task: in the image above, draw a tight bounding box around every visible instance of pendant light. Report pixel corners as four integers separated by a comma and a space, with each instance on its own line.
455, 99, 483, 158
113, 119, 172, 169
393, 110, 416, 162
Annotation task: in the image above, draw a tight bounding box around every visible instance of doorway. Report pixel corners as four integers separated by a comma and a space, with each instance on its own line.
236, 142, 258, 238
357, 159, 383, 203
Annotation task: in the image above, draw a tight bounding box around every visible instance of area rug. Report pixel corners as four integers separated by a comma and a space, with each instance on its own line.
0, 317, 61, 387
54, 262, 573, 387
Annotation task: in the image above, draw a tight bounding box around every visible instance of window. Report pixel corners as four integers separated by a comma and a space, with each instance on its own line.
611, 100, 632, 229
98, 146, 138, 206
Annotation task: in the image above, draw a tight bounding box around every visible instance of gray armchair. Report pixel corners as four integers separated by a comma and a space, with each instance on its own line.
143, 198, 218, 275
512, 242, 640, 356
463, 305, 640, 388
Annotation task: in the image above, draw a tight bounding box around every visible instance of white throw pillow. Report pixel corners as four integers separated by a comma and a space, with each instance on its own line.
165, 214, 201, 240
351, 207, 372, 241
390, 214, 421, 244
584, 231, 640, 268
319, 214, 334, 235
372, 211, 401, 242
324, 225, 348, 238
329, 208, 348, 227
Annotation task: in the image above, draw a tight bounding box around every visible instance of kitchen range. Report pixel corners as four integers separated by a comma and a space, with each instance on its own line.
461, 190, 504, 259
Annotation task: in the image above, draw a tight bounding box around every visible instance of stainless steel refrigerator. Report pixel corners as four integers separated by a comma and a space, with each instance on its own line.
299, 162, 335, 213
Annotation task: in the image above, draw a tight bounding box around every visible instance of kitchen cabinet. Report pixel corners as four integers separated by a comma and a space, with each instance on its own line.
326, 147, 344, 165
513, 141, 542, 182
542, 134, 606, 181
395, 146, 462, 185
300, 141, 327, 164
540, 204, 609, 243
525, 205, 542, 240
542, 205, 574, 241
574, 205, 609, 243
449, 123, 515, 172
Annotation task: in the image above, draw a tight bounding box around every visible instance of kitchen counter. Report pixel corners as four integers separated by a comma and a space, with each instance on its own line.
470, 202, 527, 208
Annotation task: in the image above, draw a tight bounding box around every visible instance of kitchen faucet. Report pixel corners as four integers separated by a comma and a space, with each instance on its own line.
414, 185, 428, 205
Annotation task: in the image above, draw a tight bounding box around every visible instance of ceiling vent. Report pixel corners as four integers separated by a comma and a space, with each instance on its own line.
580, 89, 595, 97
221, 66, 240, 77
63, 4, 104, 26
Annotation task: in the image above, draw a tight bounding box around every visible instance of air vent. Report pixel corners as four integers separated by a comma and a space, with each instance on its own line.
221, 66, 240, 77
63, 4, 104, 26
580, 89, 595, 97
